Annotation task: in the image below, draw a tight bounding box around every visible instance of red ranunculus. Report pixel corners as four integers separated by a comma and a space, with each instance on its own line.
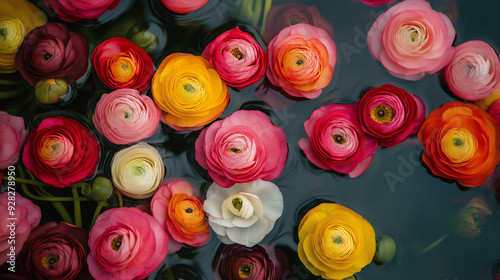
43, 0, 121, 22
214, 244, 275, 280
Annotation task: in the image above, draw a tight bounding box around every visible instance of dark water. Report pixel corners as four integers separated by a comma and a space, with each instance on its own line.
2, 0, 500, 279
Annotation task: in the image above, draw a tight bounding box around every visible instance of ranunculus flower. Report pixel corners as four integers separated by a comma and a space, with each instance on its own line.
357, 84, 425, 147
202, 27, 267, 89
195, 110, 287, 188
87, 207, 168, 280
299, 103, 378, 178
22, 116, 100, 188
214, 244, 275, 280
151, 53, 230, 131
111, 142, 165, 199
355, 0, 395, 6
0, 111, 26, 169
418, 102, 500, 187
92, 37, 154, 93
262, 4, 334, 44
15, 22, 89, 86
150, 178, 210, 254
452, 196, 491, 239
21, 222, 89, 280
42, 0, 120, 22
488, 100, 500, 125
203, 179, 284, 247
476, 86, 500, 111
0, 0, 47, 73
445, 40, 500, 101
160, 0, 208, 14
297, 203, 376, 280
367, 0, 455, 80
267, 23, 337, 99
93, 88, 161, 145
0, 192, 41, 265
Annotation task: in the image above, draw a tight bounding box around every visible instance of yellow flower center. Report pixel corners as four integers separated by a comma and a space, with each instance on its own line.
238, 263, 254, 278
41, 253, 59, 270
109, 52, 137, 83
111, 235, 123, 251
441, 128, 478, 163
232, 197, 243, 210
323, 225, 356, 260
0, 17, 25, 54
370, 104, 394, 124
333, 134, 346, 144
230, 48, 245, 60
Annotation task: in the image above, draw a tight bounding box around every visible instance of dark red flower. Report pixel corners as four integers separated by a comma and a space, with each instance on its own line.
214, 244, 276, 280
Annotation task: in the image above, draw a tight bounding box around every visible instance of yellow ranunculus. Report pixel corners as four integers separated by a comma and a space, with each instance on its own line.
0, 0, 47, 73
298, 203, 376, 280
151, 53, 229, 131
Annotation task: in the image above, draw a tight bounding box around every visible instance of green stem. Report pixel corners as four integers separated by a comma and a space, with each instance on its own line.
34, 186, 73, 224
90, 201, 108, 230
13, 177, 52, 187
116, 190, 124, 208
72, 186, 82, 228
417, 234, 449, 255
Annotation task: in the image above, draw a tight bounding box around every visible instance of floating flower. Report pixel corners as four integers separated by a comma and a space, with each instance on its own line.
0, 192, 41, 265
93, 88, 161, 145
203, 180, 284, 247
267, 23, 336, 99
299, 103, 378, 178
87, 207, 168, 280
42, 0, 121, 22
214, 244, 275, 280
15, 22, 89, 86
418, 102, 500, 187
445, 40, 500, 101
297, 203, 376, 280
0, 111, 26, 169
92, 37, 154, 93
358, 84, 425, 147
202, 27, 267, 89
356, 0, 395, 6
161, 0, 208, 14
476, 86, 500, 111
452, 196, 491, 239
150, 178, 210, 254
111, 142, 165, 199
151, 53, 230, 131
22, 116, 100, 188
367, 0, 455, 80
0, 0, 47, 73
195, 110, 287, 188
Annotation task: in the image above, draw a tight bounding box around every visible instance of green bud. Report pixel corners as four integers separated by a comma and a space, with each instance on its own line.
81, 176, 114, 201
34, 79, 68, 104
373, 234, 396, 265
128, 28, 158, 53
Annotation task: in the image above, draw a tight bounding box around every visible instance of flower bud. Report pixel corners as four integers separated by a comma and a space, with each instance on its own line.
373, 234, 397, 265
452, 196, 492, 239
34, 79, 68, 104
81, 176, 114, 201
128, 28, 158, 53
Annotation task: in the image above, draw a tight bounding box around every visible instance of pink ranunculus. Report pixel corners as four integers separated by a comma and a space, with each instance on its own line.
195, 110, 287, 188
299, 104, 378, 178
266, 23, 337, 99
42, 0, 121, 22
161, 0, 208, 14
356, 0, 395, 6
150, 178, 210, 254
367, 0, 455, 81
93, 89, 161, 145
0, 111, 26, 169
445, 40, 500, 101
357, 84, 426, 147
87, 207, 168, 280
488, 100, 500, 125
0, 192, 41, 265
202, 27, 267, 89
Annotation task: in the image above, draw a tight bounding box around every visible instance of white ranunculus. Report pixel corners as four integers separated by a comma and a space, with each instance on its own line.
203, 179, 284, 247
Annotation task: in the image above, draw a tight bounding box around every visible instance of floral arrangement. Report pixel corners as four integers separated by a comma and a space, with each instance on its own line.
1, 0, 500, 279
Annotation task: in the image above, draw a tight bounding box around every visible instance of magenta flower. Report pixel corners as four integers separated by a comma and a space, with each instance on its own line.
488, 100, 500, 125
299, 104, 378, 178
161, 0, 208, 14
356, 0, 395, 6
42, 0, 121, 22
195, 110, 287, 188
0, 111, 26, 169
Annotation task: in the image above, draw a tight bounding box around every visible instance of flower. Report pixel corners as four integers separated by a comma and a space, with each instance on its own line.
0, 192, 41, 265
15, 22, 89, 86
367, 0, 455, 80
0, 0, 47, 73
87, 207, 168, 280
93, 89, 161, 145
203, 179, 284, 247
452, 196, 491, 239
42, 0, 121, 22
151, 53, 230, 131
488, 100, 500, 125
0, 111, 26, 169
356, 0, 395, 6
22, 116, 100, 188
267, 23, 336, 99
262, 4, 334, 44
214, 244, 275, 280
150, 178, 210, 253
299, 103, 378, 178
476, 86, 500, 111
418, 102, 500, 187
202, 27, 267, 89
21, 222, 89, 280
297, 203, 376, 280
357, 84, 425, 147
160, 0, 208, 14
111, 142, 165, 199
91, 37, 154, 93
445, 40, 500, 101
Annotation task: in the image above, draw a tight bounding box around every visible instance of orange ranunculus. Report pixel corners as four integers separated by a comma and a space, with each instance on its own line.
418, 102, 500, 187
298, 203, 376, 280
151, 53, 229, 131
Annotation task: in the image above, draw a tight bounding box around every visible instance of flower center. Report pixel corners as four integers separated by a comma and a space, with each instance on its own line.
296, 59, 304, 65
232, 197, 243, 211
185, 207, 193, 213
124, 108, 133, 119
42, 253, 59, 269
134, 166, 145, 176
333, 134, 346, 144
230, 48, 245, 60
111, 235, 123, 251
287, 15, 305, 25
228, 147, 243, 153
441, 128, 478, 163
183, 84, 196, 93
0, 28, 6, 37
370, 104, 394, 124
238, 263, 254, 278
41, 52, 52, 62
410, 31, 418, 42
